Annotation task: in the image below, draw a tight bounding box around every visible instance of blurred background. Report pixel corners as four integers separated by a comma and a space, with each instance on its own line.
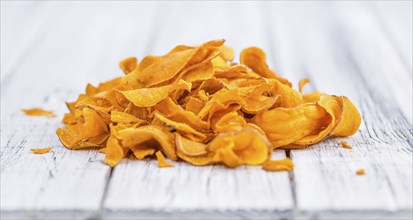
1, 1, 411, 122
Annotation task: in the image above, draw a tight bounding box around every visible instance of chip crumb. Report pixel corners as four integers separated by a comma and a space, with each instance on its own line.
155, 151, 174, 168
340, 141, 352, 149
31, 147, 52, 154
356, 169, 365, 175
262, 158, 294, 172
22, 108, 56, 117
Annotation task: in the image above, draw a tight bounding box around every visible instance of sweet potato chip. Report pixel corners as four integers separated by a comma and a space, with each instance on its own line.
175, 133, 208, 159
56, 39, 361, 170
22, 108, 55, 117
240, 47, 291, 86
156, 151, 174, 168
252, 103, 330, 147
57, 108, 109, 149
119, 57, 138, 74
208, 128, 271, 168
299, 78, 310, 93
117, 80, 191, 107
117, 125, 177, 160
131, 145, 156, 160
103, 135, 124, 167
152, 112, 207, 142
31, 147, 52, 154
331, 96, 361, 137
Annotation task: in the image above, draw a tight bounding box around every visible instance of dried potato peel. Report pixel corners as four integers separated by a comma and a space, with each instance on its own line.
56, 39, 361, 170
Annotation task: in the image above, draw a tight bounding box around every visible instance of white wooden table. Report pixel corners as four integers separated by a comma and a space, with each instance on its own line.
1, 1, 412, 219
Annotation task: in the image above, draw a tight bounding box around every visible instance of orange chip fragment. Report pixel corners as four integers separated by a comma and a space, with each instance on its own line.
262, 158, 294, 171
155, 151, 174, 168
56, 39, 361, 171
22, 108, 55, 117
340, 141, 352, 149
356, 169, 365, 175
31, 147, 52, 154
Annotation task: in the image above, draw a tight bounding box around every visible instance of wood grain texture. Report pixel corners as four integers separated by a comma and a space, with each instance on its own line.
265, 2, 412, 218
103, 151, 293, 219
1, 117, 109, 220
1, 1, 412, 219
1, 2, 160, 219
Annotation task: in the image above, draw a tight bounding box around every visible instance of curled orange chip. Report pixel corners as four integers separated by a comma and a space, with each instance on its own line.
119, 57, 138, 74
56, 39, 361, 170
252, 103, 330, 147
208, 128, 271, 168
175, 133, 207, 156
117, 125, 177, 161
22, 108, 55, 117
31, 147, 52, 154
240, 47, 291, 86
331, 96, 361, 137
57, 108, 109, 149
299, 78, 310, 93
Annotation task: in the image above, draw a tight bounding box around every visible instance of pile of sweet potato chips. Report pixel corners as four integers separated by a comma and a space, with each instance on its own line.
56, 39, 361, 170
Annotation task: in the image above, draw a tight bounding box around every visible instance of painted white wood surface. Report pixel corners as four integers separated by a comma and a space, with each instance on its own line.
1, 1, 412, 219
1, 2, 161, 219
266, 2, 412, 218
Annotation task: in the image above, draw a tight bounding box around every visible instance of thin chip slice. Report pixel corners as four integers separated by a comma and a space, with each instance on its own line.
262, 158, 294, 171
22, 108, 55, 117
117, 80, 191, 107
117, 125, 177, 160
152, 112, 207, 142
31, 147, 52, 154
155, 151, 174, 168
175, 133, 207, 156
130, 144, 156, 159
299, 78, 310, 93
119, 57, 138, 74
103, 135, 124, 167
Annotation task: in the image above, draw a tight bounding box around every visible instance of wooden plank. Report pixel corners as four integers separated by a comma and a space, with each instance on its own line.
0, 1, 54, 82
1, 2, 160, 219
103, 2, 294, 219
265, 2, 412, 218
104, 151, 292, 219
370, 1, 412, 72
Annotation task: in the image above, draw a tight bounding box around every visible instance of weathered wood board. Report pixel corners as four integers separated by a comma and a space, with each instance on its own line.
1, 1, 412, 219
